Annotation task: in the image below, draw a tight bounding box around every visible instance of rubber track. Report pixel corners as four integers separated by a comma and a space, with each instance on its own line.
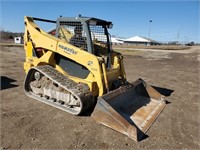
24, 65, 94, 115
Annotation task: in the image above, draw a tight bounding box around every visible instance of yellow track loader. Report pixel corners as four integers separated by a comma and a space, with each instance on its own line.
23, 15, 166, 141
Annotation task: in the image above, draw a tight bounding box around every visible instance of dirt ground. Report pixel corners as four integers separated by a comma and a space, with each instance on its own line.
0, 45, 199, 149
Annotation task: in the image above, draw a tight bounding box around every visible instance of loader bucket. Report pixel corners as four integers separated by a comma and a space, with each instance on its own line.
91, 78, 166, 141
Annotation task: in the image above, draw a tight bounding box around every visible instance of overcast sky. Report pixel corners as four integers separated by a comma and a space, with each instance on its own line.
1, 0, 199, 43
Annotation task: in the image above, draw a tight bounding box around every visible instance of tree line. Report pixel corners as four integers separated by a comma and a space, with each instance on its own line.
0, 30, 24, 40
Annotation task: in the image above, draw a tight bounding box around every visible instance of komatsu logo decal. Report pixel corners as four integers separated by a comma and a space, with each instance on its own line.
58, 44, 77, 55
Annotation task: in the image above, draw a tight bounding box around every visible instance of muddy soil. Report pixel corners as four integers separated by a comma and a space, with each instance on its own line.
1, 46, 199, 149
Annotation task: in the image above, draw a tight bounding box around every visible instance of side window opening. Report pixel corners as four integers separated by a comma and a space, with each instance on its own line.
58, 22, 87, 50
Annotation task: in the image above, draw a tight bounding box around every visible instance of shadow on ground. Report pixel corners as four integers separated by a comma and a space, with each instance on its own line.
152, 86, 174, 97
152, 85, 174, 104
0, 76, 18, 90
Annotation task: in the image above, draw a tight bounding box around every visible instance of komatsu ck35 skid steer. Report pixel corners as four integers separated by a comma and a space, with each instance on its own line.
23, 15, 167, 141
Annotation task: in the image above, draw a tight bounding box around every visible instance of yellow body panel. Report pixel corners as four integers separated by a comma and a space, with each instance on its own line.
24, 16, 126, 97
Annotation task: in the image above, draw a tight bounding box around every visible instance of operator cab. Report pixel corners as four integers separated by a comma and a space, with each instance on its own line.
55, 15, 113, 56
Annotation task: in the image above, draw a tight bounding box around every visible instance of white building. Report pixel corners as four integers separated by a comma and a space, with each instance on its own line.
14, 37, 23, 44
111, 37, 124, 45
124, 36, 151, 46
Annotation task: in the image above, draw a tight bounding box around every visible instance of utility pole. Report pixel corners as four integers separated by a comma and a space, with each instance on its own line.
185, 36, 187, 45
148, 20, 152, 39
177, 27, 180, 44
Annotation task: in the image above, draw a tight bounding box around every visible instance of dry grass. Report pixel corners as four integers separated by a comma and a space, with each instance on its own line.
0, 43, 23, 47
114, 49, 141, 55
0, 42, 191, 51
112, 45, 191, 50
